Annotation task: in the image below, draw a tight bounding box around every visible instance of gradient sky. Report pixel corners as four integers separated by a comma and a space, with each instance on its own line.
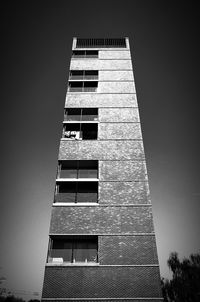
1, 1, 200, 300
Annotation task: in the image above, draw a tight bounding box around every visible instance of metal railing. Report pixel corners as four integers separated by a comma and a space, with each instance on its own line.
64, 115, 98, 121
48, 249, 98, 263
59, 170, 98, 178
68, 87, 97, 92
54, 192, 98, 203
72, 55, 98, 59
69, 75, 98, 80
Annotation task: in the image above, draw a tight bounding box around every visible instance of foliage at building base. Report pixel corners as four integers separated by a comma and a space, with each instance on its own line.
161, 252, 200, 302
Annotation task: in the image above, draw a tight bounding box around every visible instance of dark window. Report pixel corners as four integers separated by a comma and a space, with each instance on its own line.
48, 236, 98, 263
58, 160, 98, 179
55, 181, 98, 203
72, 50, 98, 58
63, 123, 98, 140
68, 81, 98, 92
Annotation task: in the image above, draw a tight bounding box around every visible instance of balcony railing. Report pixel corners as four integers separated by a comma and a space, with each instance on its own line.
69, 75, 98, 80
48, 249, 98, 263
72, 54, 98, 59
68, 87, 97, 92
59, 169, 98, 179
54, 192, 98, 203
64, 115, 98, 121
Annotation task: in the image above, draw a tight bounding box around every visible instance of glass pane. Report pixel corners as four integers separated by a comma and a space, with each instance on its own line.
50, 241, 72, 263
60, 169, 77, 178
55, 193, 76, 203
82, 108, 98, 121
72, 50, 85, 56
84, 81, 98, 87
73, 241, 88, 262
77, 193, 97, 203
70, 70, 84, 76
82, 130, 97, 140
78, 169, 97, 178
69, 81, 83, 87
82, 124, 97, 140
65, 109, 81, 121
87, 242, 98, 262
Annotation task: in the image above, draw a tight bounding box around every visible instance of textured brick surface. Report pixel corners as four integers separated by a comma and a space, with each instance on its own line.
99, 235, 158, 265
42, 298, 163, 302
98, 82, 135, 93
70, 59, 132, 70
65, 94, 138, 108
50, 206, 154, 234
99, 50, 131, 59
99, 123, 142, 140
99, 161, 147, 181
42, 266, 162, 298
99, 181, 150, 204
59, 141, 144, 160
99, 108, 139, 122
42, 299, 163, 302
99, 70, 134, 81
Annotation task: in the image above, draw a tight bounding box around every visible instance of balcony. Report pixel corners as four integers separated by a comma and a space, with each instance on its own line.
54, 181, 98, 203
69, 70, 98, 81
58, 160, 98, 179
62, 123, 98, 140
64, 108, 98, 122
72, 50, 98, 59
48, 236, 98, 264
68, 81, 98, 92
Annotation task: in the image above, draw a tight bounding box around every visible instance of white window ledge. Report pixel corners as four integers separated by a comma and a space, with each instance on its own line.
56, 178, 99, 182
53, 202, 99, 206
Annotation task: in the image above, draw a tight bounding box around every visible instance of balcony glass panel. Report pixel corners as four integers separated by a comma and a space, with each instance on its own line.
64, 108, 98, 121
49, 241, 72, 263
77, 192, 98, 203
78, 169, 98, 178
60, 169, 77, 178
55, 192, 76, 203
82, 108, 98, 121
74, 241, 97, 262
65, 108, 81, 121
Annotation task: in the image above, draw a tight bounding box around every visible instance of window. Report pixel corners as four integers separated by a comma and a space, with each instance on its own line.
72, 50, 98, 58
64, 108, 98, 121
68, 81, 98, 92
48, 236, 98, 264
69, 70, 98, 80
55, 181, 98, 203
63, 123, 98, 140
58, 160, 98, 179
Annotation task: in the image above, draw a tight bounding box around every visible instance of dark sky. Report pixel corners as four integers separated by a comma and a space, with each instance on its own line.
1, 0, 200, 299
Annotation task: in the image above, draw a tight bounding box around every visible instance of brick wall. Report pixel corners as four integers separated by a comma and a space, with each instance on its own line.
59, 141, 144, 160
65, 93, 138, 107
42, 266, 162, 299
50, 206, 154, 234
99, 235, 158, 265
99, 181, 150, 204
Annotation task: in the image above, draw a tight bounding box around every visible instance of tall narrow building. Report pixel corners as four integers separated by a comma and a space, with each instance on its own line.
42, 37, 163, 302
